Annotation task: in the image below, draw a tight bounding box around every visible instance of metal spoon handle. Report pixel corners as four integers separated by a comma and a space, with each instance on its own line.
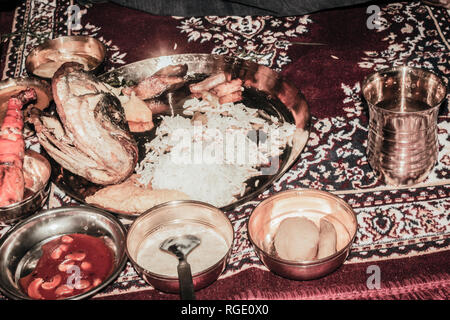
177, 259, 196, 300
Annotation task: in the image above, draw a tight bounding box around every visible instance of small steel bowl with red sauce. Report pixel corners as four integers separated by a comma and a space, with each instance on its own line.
0, 206, 127, 300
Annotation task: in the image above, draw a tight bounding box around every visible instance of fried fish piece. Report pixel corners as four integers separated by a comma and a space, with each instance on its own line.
85, 175, 190, 215
31, 62, 138, 185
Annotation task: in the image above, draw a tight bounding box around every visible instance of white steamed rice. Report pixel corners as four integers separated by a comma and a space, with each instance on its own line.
136, 97, 296, 207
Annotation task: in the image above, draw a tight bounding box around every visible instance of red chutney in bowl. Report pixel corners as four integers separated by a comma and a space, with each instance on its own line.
19, 233, 114, 300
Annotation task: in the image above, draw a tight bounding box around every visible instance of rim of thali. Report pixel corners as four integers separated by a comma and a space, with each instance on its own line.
53, 53, 311, 219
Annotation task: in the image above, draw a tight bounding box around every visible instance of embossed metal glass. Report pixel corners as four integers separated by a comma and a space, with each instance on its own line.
362, 66, 447, 186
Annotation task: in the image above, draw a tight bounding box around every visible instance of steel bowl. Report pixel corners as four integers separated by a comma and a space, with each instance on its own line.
0, 77, 52, 114
25, 36, 106, 80
248, 189, 357, 280
0, 206, 127, 300
126, 200, 234, 294
0, 150, 52, 224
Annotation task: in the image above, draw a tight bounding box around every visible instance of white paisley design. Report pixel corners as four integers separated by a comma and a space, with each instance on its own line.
359, 2, 449, 75
174, 15, 313, 71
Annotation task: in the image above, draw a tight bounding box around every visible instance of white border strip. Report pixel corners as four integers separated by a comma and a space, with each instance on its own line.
425, 5, 450, 51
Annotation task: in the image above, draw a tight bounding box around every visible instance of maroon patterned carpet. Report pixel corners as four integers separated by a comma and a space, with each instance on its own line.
0, 1, 449, 300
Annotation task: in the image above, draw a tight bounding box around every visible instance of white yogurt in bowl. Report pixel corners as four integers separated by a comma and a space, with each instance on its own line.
137, 222, 229, 277
126, 200, 234, 293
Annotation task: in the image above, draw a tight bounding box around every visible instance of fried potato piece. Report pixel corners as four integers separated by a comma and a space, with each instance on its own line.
324, 214, 351, 251
189, 72, 229, 93
121, 92, 152, 122
219, 91, 242, 104
128, 121, 154, 133
274, 217, 319, 261
317, 218, 337, 259
120, 92, 154, 132
212, 79, 243, 97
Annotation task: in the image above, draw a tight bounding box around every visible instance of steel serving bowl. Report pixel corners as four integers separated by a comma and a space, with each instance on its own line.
0, 150, 52, 224
0, 77, 52, 114
25, 35, 106, 80
0, 206, 127, 300
126, 200, 234, 294
248, 189, 357, 280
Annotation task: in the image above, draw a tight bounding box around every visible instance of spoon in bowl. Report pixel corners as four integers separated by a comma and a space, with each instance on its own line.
159, 234, 201, 300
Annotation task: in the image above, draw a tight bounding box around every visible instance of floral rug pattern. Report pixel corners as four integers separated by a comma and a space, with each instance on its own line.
0, 0, 448, 299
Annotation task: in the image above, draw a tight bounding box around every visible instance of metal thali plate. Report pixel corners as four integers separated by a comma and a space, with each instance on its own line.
50, 54, 311, 219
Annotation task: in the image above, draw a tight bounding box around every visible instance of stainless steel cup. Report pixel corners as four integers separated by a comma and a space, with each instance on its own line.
362, 66, 447, 186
